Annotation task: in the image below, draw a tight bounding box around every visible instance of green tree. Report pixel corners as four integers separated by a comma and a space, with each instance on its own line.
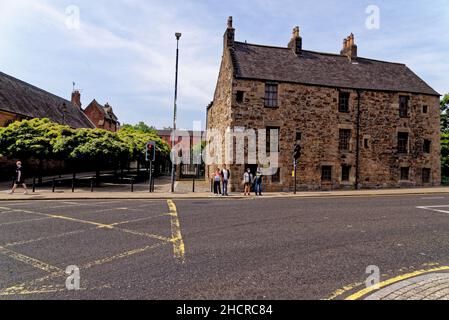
121, 122, 157, 134
0, 118, 69, 160
441, 94, 449, 134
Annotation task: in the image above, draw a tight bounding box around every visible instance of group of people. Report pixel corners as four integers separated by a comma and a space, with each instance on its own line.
212, 165, 231, 196
212, 166, 264, 197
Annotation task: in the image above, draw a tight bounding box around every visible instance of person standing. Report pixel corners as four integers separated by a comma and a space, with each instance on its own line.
243, 168, 253, 196
9, 161, 28, 195
213, 168, 222, 196
255, 167, 263, 196
221, 165, 231, 196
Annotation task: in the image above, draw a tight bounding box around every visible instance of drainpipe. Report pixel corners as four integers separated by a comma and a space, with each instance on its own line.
355, 90, 362, 190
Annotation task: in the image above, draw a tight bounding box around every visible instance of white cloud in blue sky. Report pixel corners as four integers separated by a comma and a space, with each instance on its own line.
0, 0, 448, 129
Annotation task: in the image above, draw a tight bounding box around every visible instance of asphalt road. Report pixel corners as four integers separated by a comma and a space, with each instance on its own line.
2, 194, 449, 300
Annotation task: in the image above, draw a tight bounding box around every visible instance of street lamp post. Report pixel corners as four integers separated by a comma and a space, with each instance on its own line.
171, 32, 182, 193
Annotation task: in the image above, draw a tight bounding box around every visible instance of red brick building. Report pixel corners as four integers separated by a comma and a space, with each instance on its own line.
83, 98, 120, 132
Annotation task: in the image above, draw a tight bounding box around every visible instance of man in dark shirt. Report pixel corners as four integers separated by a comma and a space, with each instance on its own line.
9, 161, 28, 195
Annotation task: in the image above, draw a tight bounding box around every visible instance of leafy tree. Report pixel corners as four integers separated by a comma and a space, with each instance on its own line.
117, 126, 169, 163
0, 118, 69, 160
121, 122, 157, 134
441, 94, 449, 134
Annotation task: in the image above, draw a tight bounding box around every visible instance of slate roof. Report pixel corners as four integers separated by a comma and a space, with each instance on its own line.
0, 71, 95, 128
87, 100, 119, 122
232, 42, 439, 96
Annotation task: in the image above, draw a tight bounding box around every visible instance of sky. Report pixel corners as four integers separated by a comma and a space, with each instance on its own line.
0, 0, 448, 129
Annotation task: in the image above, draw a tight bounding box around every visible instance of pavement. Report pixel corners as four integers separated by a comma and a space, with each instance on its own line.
1, 186, 449, 201
3, 194, 449, 299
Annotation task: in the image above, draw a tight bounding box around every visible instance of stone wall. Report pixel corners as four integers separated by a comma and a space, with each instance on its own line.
208, 76, 441, 192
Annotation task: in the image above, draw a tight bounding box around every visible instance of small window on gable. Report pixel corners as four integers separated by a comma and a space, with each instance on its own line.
423, 105, 428, 114
236, 91, 244, 103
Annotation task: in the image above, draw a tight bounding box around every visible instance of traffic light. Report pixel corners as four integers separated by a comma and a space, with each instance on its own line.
293, 143, 302, 160
146, 141, 156, 162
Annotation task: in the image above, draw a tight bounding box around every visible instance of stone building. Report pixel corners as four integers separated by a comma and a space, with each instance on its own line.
206, 17, 441, 192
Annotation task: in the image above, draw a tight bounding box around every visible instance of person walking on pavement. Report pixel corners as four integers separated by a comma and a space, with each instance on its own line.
213, 168, 222, 196
9, 161, 28, 195
221, 165, 231, 196
255, 167, 263, 196
243, 168, 253, 196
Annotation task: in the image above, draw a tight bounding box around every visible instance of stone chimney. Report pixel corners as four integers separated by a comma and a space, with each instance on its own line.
288, 26, 302, 55
340, 33, 358, 60
224, 16, 235, 50
71, 90, 81, 108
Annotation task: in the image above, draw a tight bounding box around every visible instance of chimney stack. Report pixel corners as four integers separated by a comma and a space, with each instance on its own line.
288, 26, 302, 55
224, 16, 235, 50
71, 90, 81, 108
340, 33, 357, 60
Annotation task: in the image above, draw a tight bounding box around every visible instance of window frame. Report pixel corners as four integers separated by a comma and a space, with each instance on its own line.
264, 83, 279, 108
266, 126, 280, 153
236, 91, 245, 104
338, 91, 350, 113
422, 168, 431, 184
321, 166, 332, 182
398, 132, 409, 154
339, 129, 352, 152
341, 165, 351, 182
423, 139, 431, 154
400, 167, 410, 181
272, 168, 281, 183
399, 96, 410, 118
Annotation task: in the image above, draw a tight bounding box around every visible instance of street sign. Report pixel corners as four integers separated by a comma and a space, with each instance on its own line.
146, 141, 156, 162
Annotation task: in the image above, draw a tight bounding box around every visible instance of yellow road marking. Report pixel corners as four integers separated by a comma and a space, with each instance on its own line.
0, 243, 166, 296
0, 246, 62, 274
109, 213, 171, 227
329, 265, 449, 300
167, 200, 186, 264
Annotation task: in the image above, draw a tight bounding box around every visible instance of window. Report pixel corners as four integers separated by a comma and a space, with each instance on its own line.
423, 105, 428, 114
400, 167, 410, 181
272, 168, 281, 183
296, 131, 302, 143
342, 166, 351, 182
322, 166, 332, 182
236, 91, 244, 103
265, 84, 278, 107
398, 132, 409, 153
364, 138, 370, 149
422, 168, 431, 184
399, 96, 409, 118
423, 140, 431, 154
339, 92, 350, 113
339, 129, 351, 152
266, 127, 280, 152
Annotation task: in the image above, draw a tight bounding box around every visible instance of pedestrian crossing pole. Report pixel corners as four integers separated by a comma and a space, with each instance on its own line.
294, 159, 298, 195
